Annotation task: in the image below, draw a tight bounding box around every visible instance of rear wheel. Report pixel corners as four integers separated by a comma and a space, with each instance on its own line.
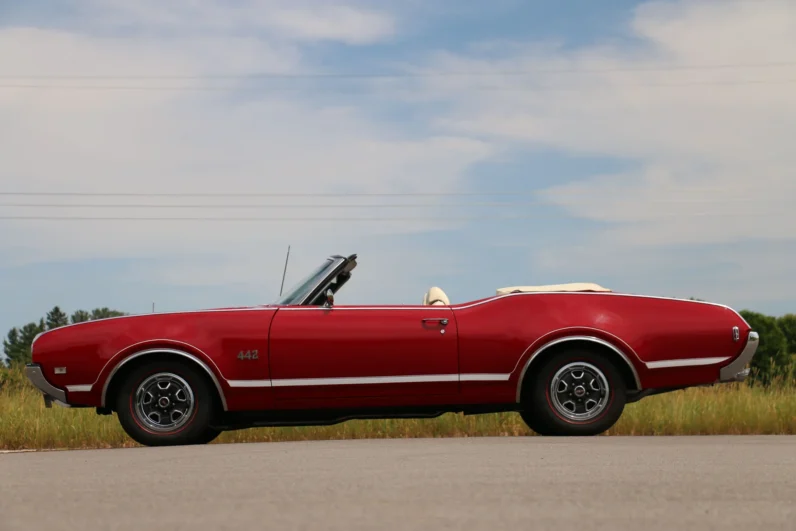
114, 360, 221, 446
520, 349, 626, 436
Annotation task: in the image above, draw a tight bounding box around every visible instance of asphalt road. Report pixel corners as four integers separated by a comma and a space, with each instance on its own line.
2, 436, 795, 531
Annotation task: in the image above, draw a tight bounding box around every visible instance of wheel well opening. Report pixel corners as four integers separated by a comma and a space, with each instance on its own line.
104, 351, 224, 413
519, 339, 640, 403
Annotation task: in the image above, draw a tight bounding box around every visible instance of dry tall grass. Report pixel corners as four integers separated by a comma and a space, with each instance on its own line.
1, 365, 794, 450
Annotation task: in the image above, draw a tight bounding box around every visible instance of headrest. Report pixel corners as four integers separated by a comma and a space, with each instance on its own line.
425, 286, 450, 305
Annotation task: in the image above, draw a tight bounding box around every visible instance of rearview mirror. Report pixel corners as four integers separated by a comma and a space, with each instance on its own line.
323, 288, 334, 308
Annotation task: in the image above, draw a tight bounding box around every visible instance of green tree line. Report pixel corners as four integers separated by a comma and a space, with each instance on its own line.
740, 310, 796, 385
2, 305, 795, 386
2, 306, 127, 367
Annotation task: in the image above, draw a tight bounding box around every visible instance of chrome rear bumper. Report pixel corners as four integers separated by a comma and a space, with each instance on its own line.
25, 363, 69, 407
719, 331, 759, 383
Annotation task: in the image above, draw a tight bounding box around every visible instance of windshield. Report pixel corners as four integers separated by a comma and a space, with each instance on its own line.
273, 258, 338, 305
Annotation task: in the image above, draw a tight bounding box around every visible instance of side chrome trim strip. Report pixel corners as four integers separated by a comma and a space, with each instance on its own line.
271, 374, 460, 387
65, 384, 93, 392
515, 335, 642, 403
228, 380, 272, 388
719, 331, 759, 382
459, 373, 512, 381
24, 364, 67, 403
100, 348, 229, 411
229, 373, 511, 388
645, 357, 731, 369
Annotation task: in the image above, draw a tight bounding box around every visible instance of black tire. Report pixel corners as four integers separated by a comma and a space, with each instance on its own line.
114, 360, 222, 447
520, 349, 626, 436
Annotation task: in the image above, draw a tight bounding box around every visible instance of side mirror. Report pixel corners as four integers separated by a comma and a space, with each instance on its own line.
323, 288, 334, 308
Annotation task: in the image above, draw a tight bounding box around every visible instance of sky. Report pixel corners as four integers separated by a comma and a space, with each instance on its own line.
1, 0, 795, 344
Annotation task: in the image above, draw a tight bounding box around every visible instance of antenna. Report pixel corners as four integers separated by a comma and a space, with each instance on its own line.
279, 245, 291, 296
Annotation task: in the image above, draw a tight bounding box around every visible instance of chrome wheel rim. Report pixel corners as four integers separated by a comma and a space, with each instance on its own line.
549, 362, 610, 422
133, 372, 195, 432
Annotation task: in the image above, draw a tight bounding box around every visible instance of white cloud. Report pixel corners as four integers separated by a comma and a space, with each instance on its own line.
76, 0, 396, 44
0, 4, 491, 285
406, 0, 796, 302
3, 0, 794, 317
266, 5, 396, 44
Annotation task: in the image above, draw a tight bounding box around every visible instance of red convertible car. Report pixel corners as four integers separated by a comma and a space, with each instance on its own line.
27, 253, 759, 446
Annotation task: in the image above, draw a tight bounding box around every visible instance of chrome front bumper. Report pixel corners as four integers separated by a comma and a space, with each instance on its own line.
719, 331, 759, 383
25, 363, 69, 407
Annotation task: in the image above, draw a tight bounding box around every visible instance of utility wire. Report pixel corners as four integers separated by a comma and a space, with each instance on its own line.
0, 215, 574, 222
0, 198, 778, 208
2, 78, 796, 91
2, 60, 795, 79
0, 212, 782, 222
0, 188, 774, 198
0, 192, 552, 198
0, 202, 565, 208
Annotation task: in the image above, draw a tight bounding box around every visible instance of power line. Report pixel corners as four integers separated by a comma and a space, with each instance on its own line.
0, 192, 545, 198
0, 188, 774, 198
2, 60, 795, 80
2, 78, 795, 92
0, 202, 551, 208
0, 192, 538, 198
0, 215, 567, 222
0, 212, 782, 222
0, 198, 776, 208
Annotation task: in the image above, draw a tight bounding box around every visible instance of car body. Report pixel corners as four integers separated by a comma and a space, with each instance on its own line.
27, 253, 759, 446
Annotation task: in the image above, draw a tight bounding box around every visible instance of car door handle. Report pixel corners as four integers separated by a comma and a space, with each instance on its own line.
422, 318, 449, 325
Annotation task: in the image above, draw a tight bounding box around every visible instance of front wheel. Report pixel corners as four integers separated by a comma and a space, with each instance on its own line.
520, 349, 626, 436
114, 360, 221, 446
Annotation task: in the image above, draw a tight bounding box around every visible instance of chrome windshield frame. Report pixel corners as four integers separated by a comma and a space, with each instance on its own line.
273, 255, 349, 306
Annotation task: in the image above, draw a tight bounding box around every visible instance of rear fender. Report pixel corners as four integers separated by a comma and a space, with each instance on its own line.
515, 334, 642, 403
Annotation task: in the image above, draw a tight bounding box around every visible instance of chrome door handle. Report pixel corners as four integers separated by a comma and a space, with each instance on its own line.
422, 318, 449, 325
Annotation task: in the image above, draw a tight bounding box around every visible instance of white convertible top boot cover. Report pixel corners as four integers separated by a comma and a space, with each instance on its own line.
496, 283, 612, 295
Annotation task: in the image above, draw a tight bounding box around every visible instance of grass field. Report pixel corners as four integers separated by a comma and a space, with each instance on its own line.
2, 365, 795, 450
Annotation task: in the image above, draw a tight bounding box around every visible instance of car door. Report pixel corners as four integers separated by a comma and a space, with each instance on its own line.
268, 306, 459, 401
